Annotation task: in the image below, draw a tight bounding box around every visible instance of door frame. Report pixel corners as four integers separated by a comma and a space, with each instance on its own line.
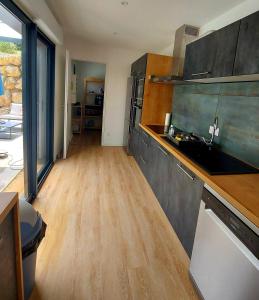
1, 0, 37, 201
0, 0, 55, 201
63, 50, 71, 159
36, 30, 55, 190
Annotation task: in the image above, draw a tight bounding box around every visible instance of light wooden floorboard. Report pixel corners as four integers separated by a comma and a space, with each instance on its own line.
29, 131, 199, 300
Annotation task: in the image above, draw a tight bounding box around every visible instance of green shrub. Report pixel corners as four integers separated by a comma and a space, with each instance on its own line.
0, 41, 21, 54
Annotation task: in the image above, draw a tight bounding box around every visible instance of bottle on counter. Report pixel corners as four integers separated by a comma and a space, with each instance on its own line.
169, 124, 175, 137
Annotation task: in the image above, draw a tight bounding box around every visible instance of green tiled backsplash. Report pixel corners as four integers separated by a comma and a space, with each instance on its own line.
172, 82, 259, 168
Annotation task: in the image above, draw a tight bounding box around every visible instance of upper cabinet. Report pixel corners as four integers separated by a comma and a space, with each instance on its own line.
183, 11, 259, 82
213, 21, 240, 78
131, 54, 147, 77
183, 21, 240, 80
130, 53, 173, 126
183, 31, 216, 80
233, 11, 259, 76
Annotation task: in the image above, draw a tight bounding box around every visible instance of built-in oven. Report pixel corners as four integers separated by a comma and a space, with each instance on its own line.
131, 77, 145, 129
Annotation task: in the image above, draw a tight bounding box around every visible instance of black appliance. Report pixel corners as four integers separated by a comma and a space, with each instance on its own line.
125, 54, 148, 155
130, 77, 145, 129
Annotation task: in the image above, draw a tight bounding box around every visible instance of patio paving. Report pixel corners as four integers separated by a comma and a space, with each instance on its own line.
0, 125, 23, 191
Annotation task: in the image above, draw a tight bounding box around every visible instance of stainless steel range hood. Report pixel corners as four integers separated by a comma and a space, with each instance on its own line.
150, 24, 199, 84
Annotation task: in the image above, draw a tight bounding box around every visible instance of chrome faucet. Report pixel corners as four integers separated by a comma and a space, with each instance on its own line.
208, 116, 219, 145
192, 117, 219, 146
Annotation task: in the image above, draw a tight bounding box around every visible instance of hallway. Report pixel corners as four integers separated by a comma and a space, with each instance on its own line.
30, 132, 199, 300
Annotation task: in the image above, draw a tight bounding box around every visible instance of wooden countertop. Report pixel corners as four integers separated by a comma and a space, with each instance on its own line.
140, 124, 259, 228
0, 192, 18, 223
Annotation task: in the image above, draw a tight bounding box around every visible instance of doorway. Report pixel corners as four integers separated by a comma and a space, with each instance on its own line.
71, 60, 106, 145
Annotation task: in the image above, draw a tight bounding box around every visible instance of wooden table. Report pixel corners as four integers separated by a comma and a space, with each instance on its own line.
0, 192, 24, 300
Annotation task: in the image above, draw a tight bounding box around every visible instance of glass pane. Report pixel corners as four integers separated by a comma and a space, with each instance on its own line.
0, 4, 25, 199
37, 38, 48, 175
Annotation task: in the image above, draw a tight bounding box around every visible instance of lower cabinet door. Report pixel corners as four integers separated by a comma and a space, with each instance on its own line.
131, 128, 140, 162
149, 140, 174, 213
138, 129, 150, 177
128, 127, 135, 155
166, 161, 203, 257
134, 132, 203, 258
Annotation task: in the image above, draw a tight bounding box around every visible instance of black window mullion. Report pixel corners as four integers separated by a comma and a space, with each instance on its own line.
23, 22, 37, 201
36, 31, 55, 189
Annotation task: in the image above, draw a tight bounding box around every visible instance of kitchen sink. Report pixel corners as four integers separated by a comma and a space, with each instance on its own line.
162, 136, 259, 175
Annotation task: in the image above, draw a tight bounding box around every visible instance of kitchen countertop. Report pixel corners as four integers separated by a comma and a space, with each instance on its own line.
140, 124, 259, 228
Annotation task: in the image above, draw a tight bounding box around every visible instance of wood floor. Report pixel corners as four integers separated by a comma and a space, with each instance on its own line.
30, 130, 199, 300
4, 170, 24, 196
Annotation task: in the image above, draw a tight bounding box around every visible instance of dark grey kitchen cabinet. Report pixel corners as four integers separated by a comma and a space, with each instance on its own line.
213, 21, 240, 77
183, 32, 216, 80
137, 128, 151, 179
128, 128, 135, 155
234, 11, 259, 75
148, 139, 175, 212
136, 131, 174, 213
132, 131, 203, 258
166, 161, 203, 258
130, 127, 140, 162
184, 21, 240, 80
131, 54, 147, 77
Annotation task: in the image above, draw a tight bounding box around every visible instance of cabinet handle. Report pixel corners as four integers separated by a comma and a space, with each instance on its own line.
191, 71, 210, 76
177, 163, 195, 181
158, 146, 168, 156
143, 131, 149, 139
140, 155, 146, 164
142, 138, 148, 146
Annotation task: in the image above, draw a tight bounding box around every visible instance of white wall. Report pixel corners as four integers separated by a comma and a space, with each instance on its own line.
14, 0, 63, 44
200, 0, 259, 35
65, 34, 143, 146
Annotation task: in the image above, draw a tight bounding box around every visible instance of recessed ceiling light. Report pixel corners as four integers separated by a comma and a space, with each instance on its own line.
121, 1, 128, 6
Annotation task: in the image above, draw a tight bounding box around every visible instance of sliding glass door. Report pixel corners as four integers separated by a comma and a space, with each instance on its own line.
36, 33, 54, 186
0, 0, 55, 201
0, 0, 31, 199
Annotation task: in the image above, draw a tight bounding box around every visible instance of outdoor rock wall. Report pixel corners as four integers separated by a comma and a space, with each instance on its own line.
0, 54, 22, 107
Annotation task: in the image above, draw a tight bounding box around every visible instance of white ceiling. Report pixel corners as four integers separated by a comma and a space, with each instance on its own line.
46, 0, 244, 52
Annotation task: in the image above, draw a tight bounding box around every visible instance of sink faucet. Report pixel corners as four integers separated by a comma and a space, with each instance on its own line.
207, 116, 219, 145
193, 117, 219, 146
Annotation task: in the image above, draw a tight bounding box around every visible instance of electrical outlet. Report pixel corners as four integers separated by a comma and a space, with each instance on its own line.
215, 128, 219, 136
